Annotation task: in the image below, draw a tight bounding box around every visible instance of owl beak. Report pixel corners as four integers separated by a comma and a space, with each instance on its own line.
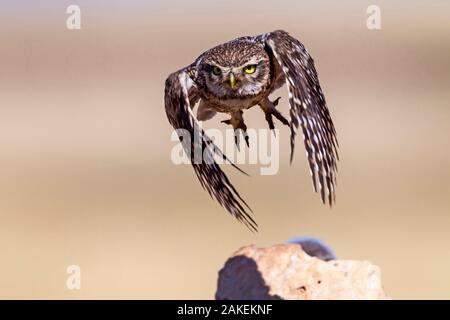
228, 73, 236, 89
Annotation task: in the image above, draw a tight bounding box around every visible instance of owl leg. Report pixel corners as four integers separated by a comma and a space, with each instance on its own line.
221, 110, 249, 150
259, 97, 289, 135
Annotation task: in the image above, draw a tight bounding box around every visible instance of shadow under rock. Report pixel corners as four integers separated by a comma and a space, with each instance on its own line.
216, 255, 282, 300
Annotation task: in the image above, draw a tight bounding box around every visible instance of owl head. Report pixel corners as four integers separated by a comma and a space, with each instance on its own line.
197, 41, 271, 98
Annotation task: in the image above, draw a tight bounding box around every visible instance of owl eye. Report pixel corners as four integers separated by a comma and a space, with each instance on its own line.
243, 65, 257, 74
211, 66, 222, 76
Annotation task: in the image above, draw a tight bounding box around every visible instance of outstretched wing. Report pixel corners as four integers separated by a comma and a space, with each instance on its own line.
261, 30, 339, 205
164, 68, 257, 231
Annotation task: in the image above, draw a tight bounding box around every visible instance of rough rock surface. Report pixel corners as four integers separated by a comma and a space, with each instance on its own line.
216, 244, 388, 300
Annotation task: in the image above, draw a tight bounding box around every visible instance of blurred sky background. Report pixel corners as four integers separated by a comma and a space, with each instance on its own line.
0, 0, 449, 299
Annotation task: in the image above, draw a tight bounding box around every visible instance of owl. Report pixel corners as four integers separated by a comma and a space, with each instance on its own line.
165, 30, 338, 231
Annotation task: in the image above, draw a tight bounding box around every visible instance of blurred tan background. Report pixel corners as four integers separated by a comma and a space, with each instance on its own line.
0, 0, 449, 299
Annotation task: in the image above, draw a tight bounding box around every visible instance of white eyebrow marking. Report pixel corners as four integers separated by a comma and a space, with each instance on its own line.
209, 63, 229, 69
240, 57, 262, 67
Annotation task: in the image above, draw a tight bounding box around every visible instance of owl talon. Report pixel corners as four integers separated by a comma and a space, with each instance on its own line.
260, 97, 289, 132
272, 108, 289, 126
222, 112, 249, 150
244, 133, 249, 147
234, 128, 249, 150
265, 113, 276, 136
234, 130, 249, 150
234, 134, 240, 151
273, 97, 281, 107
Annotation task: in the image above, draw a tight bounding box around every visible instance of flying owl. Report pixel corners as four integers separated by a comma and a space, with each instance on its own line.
165, 30, 338, 231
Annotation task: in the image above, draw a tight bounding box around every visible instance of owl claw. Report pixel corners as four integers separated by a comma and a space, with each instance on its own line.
260, 97, 289, 133
233, 129, 249, 151
234, 135, 240, 151
222, 112, 249, 150
273, 96, 281, 107
272, 108, 289, 126
265, 113, 276, 136
235, 128, 249, 150
244, 133, 250, 147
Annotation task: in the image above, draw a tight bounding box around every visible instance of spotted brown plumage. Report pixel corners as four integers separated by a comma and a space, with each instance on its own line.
164, 30, 338, 231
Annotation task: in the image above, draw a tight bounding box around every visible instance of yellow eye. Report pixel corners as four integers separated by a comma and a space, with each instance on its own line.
243, 65, 257, 74
211, 66, 222, 76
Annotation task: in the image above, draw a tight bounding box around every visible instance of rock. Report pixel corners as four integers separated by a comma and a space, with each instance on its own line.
216, 244, 388, 300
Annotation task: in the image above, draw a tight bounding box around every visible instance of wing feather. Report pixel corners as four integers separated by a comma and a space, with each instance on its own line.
261, 30, 339, 205
164, 68, 257, 231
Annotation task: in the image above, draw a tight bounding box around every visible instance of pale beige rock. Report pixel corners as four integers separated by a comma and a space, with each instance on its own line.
216, 244, 388, 300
